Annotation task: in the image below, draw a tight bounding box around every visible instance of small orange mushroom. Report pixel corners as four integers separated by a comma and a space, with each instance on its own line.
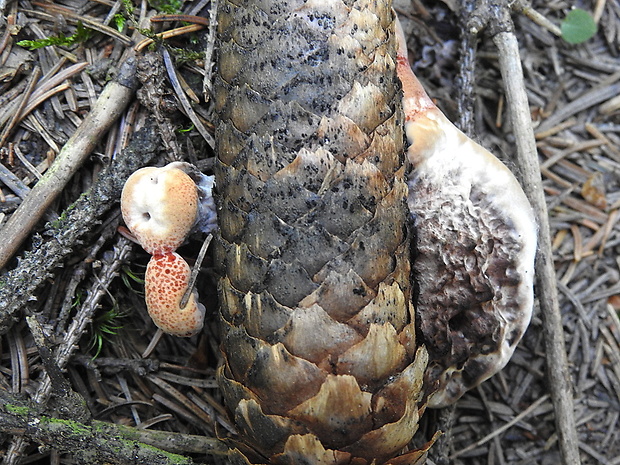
120, 162, 215, 338
121, 163, 200, 255
145, 252, 206, 337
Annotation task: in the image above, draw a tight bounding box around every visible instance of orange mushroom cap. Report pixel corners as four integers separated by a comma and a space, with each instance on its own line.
121, 163, 199, 255
145, 252, 206, 337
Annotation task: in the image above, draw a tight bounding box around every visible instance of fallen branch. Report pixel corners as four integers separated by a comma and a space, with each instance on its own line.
0, 125, 159, 335
490, 9, 582, 465
0, 390, 228, 465
4, 236, 134, 463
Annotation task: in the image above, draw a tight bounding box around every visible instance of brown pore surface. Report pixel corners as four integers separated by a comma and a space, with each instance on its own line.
213, 0, 429, 463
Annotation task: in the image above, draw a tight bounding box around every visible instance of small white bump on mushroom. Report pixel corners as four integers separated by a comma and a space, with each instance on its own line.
121, 163, 200, 255
145, 253, 206, 337
396, 17, 537, 407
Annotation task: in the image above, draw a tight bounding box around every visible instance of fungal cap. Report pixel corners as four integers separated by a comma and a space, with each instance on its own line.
121, 163, 199, 255
396, 15, 537, 407
145, 252, 205, 337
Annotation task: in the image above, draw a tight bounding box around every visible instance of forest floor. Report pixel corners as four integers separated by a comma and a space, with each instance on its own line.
0, 0, 619, 464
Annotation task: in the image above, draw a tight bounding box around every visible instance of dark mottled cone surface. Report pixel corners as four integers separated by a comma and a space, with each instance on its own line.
213, 1, 428, 463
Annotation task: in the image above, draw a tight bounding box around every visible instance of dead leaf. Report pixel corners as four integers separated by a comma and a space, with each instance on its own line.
582, 172, 607, 209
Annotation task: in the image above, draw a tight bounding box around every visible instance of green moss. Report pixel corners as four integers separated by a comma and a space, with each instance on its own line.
93, 422, 193, 463
40, 416, 91, 436
170, 47, 204, 66
5, 404, 30, 415
17, 22, 93, 50
139, 442, 189, 462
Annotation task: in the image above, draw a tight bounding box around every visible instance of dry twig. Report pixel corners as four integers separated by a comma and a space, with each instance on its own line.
0, 58, 139, 270
4, 237, 135, 464
0, 126, 159, 334
491, 8, 582, 465
0, 389, 228, 464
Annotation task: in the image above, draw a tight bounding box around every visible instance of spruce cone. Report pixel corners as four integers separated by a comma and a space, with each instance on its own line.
213, 0, 430, 463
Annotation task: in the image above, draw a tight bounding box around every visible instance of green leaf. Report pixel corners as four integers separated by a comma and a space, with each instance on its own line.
561, 9, 597, 44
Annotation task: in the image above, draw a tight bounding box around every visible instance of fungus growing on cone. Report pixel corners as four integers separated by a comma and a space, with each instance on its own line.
396, 19, 537, 408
